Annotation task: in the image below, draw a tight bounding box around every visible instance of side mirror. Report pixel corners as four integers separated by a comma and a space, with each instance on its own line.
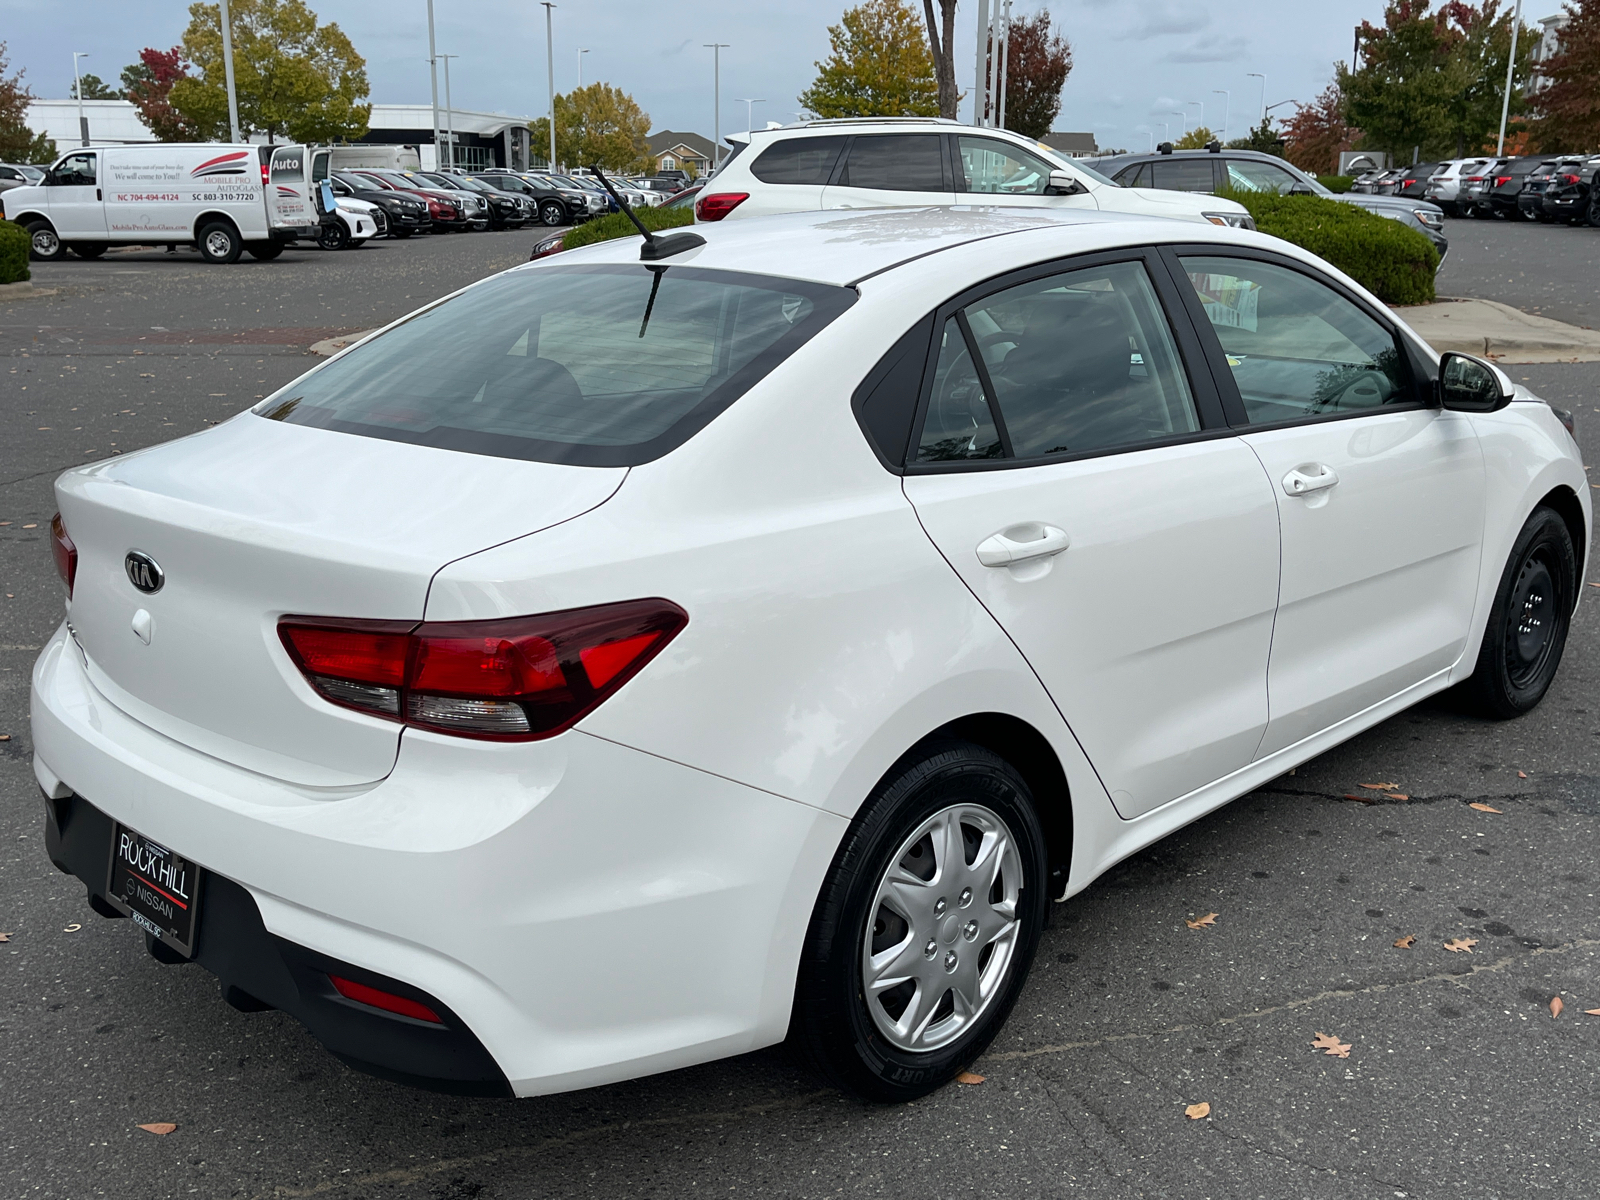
1287, 182, 1314, 195
1438, 352, 1513, 413
1046, 170, 1087, 197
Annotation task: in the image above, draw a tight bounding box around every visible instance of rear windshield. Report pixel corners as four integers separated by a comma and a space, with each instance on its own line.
256, 264, 856, 466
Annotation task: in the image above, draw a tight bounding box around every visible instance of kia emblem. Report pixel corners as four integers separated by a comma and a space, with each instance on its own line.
124, 550, 164, 595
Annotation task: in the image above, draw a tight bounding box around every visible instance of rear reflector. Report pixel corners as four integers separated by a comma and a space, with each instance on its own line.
328, 974, 443, 1023
279, 598, 688, 740
694, 192, 749, 221
51, 512, 77, 597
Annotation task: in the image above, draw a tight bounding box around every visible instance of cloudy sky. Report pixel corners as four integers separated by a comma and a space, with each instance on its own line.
3, 0, 1515, 150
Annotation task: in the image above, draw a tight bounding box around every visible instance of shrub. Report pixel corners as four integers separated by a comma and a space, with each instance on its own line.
1316, 175, 1355, 193
1222, 190, 1438, 305
562, 205, 695, 250
0, 219, 28, 284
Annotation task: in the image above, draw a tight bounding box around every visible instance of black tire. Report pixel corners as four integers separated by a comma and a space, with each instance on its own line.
539, 200, 566, 226
791, 740, 1048, 1102
245, 241, 284, 261
1461, 506, 1576, 719
317, 221, 350, 251
197, 220, 243, 264
70, 242, 107, 259
25, 219, 65, 262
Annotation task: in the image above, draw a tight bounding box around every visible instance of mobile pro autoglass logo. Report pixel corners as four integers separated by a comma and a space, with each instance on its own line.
190, 151, 252, 179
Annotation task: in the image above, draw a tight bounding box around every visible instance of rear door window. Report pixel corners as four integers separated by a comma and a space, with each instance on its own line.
836, 134, 946, 191
1223, 159, 1297, 194
750, 136, 847, 184
257, 265, 856, 467
1149, 158, 1215, 192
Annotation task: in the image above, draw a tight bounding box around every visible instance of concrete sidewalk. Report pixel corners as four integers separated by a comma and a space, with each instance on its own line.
1394, 297, 1600, 363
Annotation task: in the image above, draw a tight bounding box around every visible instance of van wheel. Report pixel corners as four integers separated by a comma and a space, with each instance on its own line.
791, 741, 1048, 1102
70, 243, 107, 259
245, 241, 285, 261
197, 221, 243, 264
317, 221, 350, 251
26, 220, 65, 262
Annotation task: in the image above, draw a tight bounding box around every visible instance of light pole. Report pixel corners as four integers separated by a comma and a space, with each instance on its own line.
704, 43, 729, 166
438, 53, 458, 170
1246, 73, 1266, 124
996, 0, 1013, 129
1185, 100, 1204, 132
427, 0, 442, 169
542, 2, 557, 171
576, 48, 589, 89
71, 52, 89, 146
1212, 89, 1230, 142
1146, 130, 1154, 151
1157, 121, 1169, 143
1496, 0, 1524, 156
735, 98, 766, 136
971, 0, 989, 126
219, 0, 242, 142
1171, 110, 1187, 135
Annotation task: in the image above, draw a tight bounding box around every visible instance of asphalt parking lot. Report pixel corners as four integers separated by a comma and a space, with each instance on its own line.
3, 222, 1599, 1200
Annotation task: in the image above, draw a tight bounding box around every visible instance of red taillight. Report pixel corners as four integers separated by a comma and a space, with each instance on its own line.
260, 162, 270, 186
694, 192, 749, 221
1560, 173, 1580, 185
1494, 175, 1512, 186
50, 512, 77, 597
328, 975, 443, 1023
278, 599, 687, 740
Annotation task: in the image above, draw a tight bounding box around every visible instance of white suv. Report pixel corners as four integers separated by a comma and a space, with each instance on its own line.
693, 118, 1253, 228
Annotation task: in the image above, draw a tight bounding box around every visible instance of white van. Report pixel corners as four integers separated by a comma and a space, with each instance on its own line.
1, 143, 322, 263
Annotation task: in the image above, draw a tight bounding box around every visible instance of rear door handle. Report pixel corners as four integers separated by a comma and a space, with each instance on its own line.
976, 523, 1071, 567
1282, 463, 1339, 496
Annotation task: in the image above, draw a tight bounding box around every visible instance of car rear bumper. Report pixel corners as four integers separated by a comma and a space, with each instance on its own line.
31, 625, 847, 1097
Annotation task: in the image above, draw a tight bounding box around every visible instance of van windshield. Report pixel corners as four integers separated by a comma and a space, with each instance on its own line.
256, 264, 856, 466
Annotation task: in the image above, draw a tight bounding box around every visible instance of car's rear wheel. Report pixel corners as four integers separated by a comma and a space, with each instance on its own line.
1462, 506, 1576, 719
791, 741, 1047, 1102
26, 219, 64, 261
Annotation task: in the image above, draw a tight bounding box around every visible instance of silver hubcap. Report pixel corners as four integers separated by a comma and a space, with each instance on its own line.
33, 229, 59, 255
862, 803, 1023, 1053
205, 230, 232, 256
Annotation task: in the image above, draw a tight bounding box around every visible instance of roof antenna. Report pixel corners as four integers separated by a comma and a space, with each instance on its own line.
589, 164, 706, 261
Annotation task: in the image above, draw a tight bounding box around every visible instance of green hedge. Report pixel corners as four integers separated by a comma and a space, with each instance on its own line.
0, 220, 29, 284
1316, 175, 1355, 193
1222, 191, 1438, 305
562, 205, 696, 250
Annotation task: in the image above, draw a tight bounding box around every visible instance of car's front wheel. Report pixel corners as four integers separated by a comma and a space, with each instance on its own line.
1462, 505, 1576, 718
539, 201, 566, 226
792, 741, 1047, 1102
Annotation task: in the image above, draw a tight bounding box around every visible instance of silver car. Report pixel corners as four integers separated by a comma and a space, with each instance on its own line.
1424, 158, 1492, 216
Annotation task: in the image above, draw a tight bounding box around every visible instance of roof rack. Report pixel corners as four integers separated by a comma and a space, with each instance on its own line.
800, 116, 962, 127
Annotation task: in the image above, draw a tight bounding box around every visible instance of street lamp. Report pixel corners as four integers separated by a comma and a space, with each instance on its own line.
576, 48, 589, 89
704, 43, 729, 166
541, 2, 557, 171
1157, 121, 1169, 143
1185, 100, 1204, 131
1171, 110, 1187, 135
71, 52, 89, 146
437, 53, 459, 170
1246, 72, 1266, 123
1496, 0, 1524, 155
219, 0, 242, 142
1212, 89, 1230, 142
735, 98, 766, 136
427, 0, 443, 169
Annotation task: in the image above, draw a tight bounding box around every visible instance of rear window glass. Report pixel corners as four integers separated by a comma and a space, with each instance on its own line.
255, 265, 856, 467
750, 135, 847, 185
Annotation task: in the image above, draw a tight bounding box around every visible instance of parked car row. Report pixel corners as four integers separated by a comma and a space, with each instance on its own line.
1354, 155, 1600, 226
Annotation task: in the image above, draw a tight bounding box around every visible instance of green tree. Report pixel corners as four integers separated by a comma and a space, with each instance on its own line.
170, 0, 370, 143
799, 0, 939, 118
1174, 124, 1216, 150
1337, 1, 1536, 159
1528, 0, 1600, 152
1226, 116, 1286, 155
0, 42, 56, 163
70, 73, 119, 100
530, 83, 653, 172
121, 47, 200, 141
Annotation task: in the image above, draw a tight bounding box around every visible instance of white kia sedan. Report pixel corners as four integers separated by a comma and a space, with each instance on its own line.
32, 206, 1587, 1102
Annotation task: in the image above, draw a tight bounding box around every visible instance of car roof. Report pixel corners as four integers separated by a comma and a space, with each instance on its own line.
523, 206, 1235, 288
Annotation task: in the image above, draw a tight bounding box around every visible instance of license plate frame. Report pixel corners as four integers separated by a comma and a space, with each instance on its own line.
104, 823, 203, 958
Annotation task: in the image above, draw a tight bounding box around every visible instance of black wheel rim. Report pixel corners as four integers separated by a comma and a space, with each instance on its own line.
1505, 550, 1557, 688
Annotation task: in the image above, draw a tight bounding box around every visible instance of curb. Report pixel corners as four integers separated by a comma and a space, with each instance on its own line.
1393, 297, 1600, 364
310, 329, 379, 356
0, 279, 55, 300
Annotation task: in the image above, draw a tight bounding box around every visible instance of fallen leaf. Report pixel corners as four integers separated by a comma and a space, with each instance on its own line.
955, 1071, 985, 1085
0, 734, 10, 741
1184, 1102, 1211, 1119
1343, 794, 1378, 804
1388, 794, 1409, 801
1185, 912, 1218, 930
1443, 937, 1478, 953
1393, 935, 1416, 948
63, 923, 81, 933
1550, 996, 1563, 1019
1589, 582, 1600, 588
1584, 1008, 1600, 1016
1311, 1032, 1352, 1058
1468, 803, 1502, 813
137, 1123, 177, 1136
1517, 771, 1527, 779
1359, 782, 1399, 791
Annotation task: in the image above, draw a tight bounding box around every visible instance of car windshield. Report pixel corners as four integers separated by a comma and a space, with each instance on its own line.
255, 265, 857, 467
1029, 143, 1116, 186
